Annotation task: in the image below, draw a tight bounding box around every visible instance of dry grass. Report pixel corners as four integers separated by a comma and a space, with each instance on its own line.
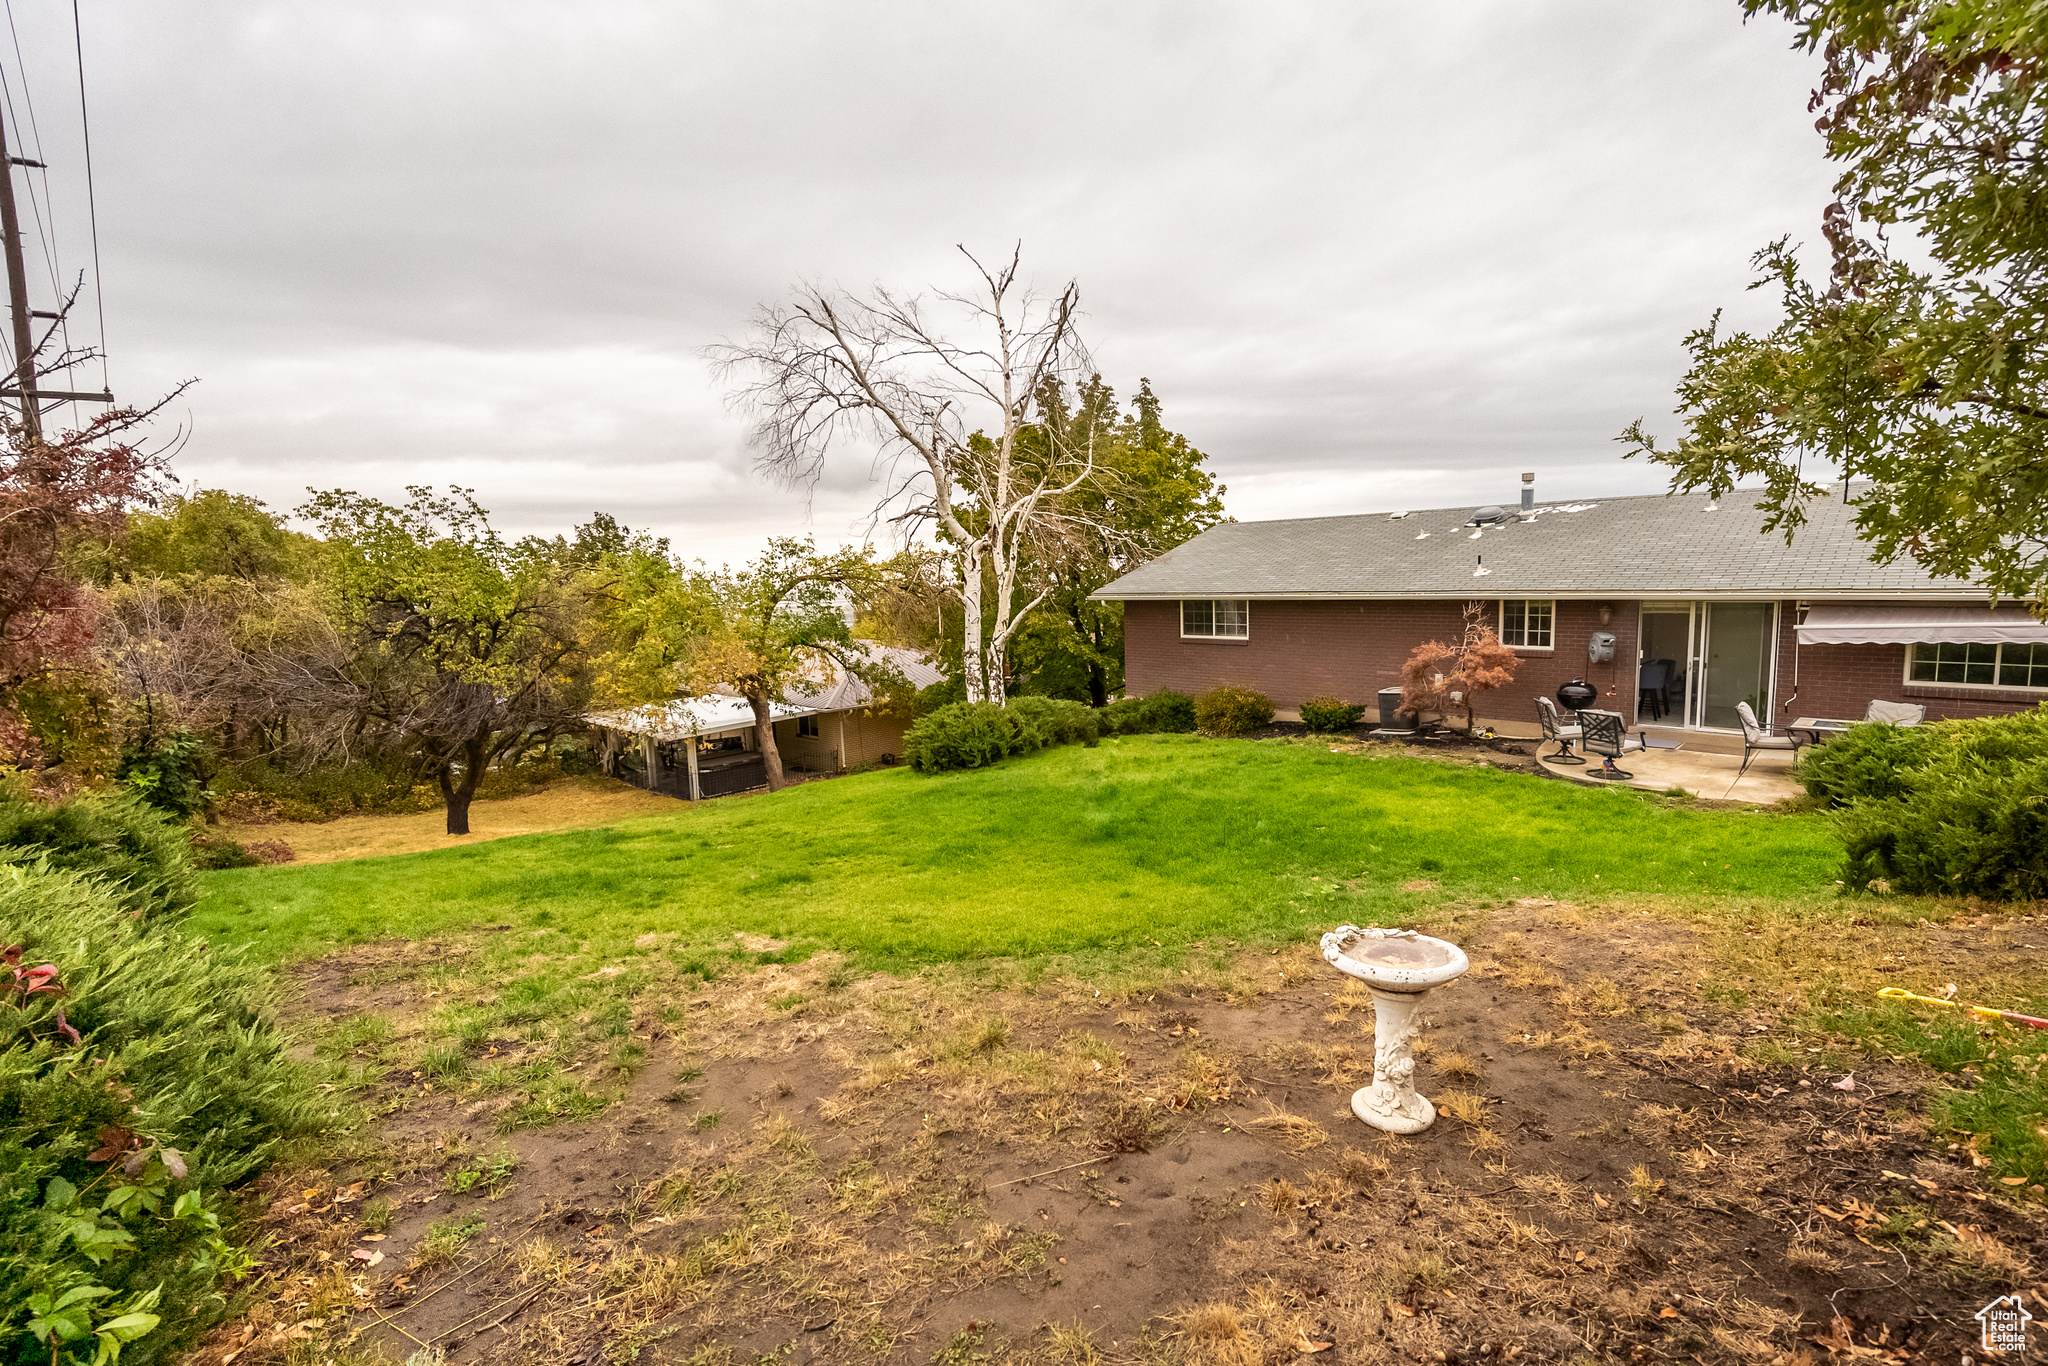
1245, 1106, 1331, 1152
1433, 1089, 1487, 1126
200, 895, 2048, 1366
220, 776, 676, 864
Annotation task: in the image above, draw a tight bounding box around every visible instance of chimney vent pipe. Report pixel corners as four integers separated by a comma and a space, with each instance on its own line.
1520, 471, 1535, 513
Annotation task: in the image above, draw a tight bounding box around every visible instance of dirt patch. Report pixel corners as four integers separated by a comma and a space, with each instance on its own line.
200, 908, 2048, 1365
1309, 730, 1544, 776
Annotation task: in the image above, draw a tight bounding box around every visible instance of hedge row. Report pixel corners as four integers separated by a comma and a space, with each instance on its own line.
1796, 704, 2048, 901
1, 864, 323, 1365
0, 791, 197, 921
904, 690, 1208, 773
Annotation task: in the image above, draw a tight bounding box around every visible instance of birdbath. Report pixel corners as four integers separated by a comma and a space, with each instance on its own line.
1320, 926, 1470, 1134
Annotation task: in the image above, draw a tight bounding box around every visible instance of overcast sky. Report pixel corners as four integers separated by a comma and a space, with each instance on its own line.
6, 2, 1832, 563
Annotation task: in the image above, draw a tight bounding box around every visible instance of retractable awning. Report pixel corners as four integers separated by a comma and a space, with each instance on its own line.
1796, 604, 2048, 646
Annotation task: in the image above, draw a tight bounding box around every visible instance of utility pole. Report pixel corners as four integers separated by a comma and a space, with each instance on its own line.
0, 112, 40, 443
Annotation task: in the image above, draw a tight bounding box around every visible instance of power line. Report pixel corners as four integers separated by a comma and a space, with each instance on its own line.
0, 5, 65, 341
70, 0, 104, 394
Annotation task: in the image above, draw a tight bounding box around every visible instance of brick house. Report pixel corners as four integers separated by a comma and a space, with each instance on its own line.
1092, 484, 2048, 740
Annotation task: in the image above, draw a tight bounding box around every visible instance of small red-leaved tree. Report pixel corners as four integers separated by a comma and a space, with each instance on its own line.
2, 403, 177, 773
1399, 601, 1521, 732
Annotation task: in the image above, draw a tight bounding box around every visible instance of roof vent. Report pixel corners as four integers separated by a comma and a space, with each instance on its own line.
1471, 505, 1508, 526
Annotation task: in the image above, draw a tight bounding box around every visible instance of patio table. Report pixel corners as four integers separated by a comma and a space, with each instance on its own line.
1788, 716, 1855, 746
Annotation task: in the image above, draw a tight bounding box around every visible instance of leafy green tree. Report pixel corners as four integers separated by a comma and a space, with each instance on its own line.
1009, 378, 1225, 704
107, 489, 312, 583
1625, 1, 2048, 604
296, 486, 593, 834
516, 511, 670, 571
676, 539, 900, 792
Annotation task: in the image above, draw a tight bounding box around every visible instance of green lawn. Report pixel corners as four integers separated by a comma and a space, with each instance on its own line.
192, 735, 1840, 966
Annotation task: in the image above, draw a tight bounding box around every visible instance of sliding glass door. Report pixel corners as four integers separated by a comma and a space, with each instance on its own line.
1697, 602, 1776, 730
1638, 601, 1778, 730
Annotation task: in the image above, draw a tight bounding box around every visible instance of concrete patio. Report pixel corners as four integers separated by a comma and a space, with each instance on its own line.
1535, 743, 1804, 802
1470, 716, 1807, 802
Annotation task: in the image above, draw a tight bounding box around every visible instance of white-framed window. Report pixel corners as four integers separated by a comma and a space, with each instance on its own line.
797, 714, 821, 738
1908, 641, 2048, 689
1181, 599, 1249, 639
1499, 599, 1555, 650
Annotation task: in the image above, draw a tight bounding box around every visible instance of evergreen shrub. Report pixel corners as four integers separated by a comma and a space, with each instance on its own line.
114, 729, 215, 819
1794, 721, 1938, 804
1194, 685, 1275, 737
0, 866, 324, 1364
1005, 696, 1100, 748
0, 793, 196, 921
1098, 690, 1196, 736
902, 703, 1026, 772
1299, 695, 1367, 733
1819, 705, 2048, 900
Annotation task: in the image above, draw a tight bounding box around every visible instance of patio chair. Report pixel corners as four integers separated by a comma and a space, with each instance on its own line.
1577, 708, 1643, 781
1637, 661, 1671, 721
1735, 700, 1804, 777
1535, 696, 1585, 764
1864, 699, 1926, 726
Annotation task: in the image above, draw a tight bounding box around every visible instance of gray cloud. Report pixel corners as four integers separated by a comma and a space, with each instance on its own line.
9, 1, 1831, 561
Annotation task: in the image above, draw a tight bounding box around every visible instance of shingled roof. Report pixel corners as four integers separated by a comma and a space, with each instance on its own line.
1092, 488, 1986, 601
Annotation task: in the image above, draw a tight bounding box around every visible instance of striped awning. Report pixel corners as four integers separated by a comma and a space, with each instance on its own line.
1796, 604, 2048, 646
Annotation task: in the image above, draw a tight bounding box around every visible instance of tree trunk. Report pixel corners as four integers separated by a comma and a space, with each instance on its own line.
960, 544, 987, 705
747, 691, 786, 792
439, 735, 489, 834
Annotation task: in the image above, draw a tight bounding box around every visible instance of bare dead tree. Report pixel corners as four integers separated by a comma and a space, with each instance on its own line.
710, 246, 1105, 705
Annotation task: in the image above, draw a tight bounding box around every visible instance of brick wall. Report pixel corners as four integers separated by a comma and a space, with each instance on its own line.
1123, 598, 1641, 726
1123, 596, 2044, 730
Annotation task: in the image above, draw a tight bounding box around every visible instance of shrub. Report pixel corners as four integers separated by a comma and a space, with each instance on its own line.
904, 697, 1104, 773
902, 702, 1027, 773
1794, 721, 1939, 805
1005, 695, 1100, 748
187, 835, 293, 871
1299, 695, 1367, 733
1194, 685, 1275, 737
0, 793, 196, 921
114, 729, 215, 819
1826, 705, 2048, 900
0, 865, 325, 1364
1098, 690, 1196, 736
211, 755, 436, 823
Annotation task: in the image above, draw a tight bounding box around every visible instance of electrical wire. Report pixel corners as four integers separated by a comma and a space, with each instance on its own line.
0, 20, 65, 420
3, 0, 64, 307
0, 3, 68, 385
71, 0, 105, 395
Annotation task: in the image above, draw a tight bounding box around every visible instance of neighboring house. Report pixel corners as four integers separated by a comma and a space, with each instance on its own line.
1092, 481, 2048, 740
584, 643, 941, 800
767, 642, 945, 773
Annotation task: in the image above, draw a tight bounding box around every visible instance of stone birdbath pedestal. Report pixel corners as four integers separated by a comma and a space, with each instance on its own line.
1320, 925, 1470, 1134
